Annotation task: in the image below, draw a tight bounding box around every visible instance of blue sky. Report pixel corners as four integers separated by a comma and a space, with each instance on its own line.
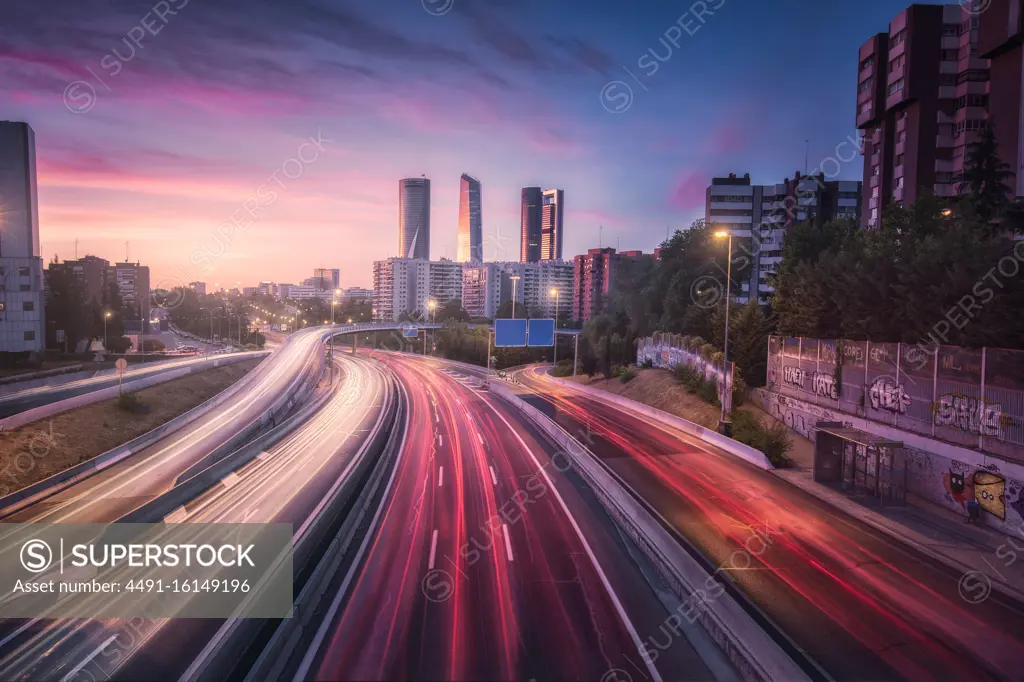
1, 0, 917, 288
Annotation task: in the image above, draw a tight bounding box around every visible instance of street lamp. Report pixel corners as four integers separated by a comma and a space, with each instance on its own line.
550, 287, 560, 364
104, 311, 112, 350
427, 299, 437, 356
713, 229, 733, 434
510, 275, 521, 319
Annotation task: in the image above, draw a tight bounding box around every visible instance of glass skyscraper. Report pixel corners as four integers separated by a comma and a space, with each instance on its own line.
399, 177, 430, 260
457, 174, 482, 263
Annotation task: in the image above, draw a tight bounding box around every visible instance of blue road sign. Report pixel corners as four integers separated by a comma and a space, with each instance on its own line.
494, 318, 528, 347
402, 326, 419, 338
527, 319, 555, 347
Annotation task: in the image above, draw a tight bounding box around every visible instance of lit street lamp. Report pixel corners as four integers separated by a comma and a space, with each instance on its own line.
550, 287, 560, 364
104, 311, 112, 350
427, 299, 437, 355
713, 229, 733, 435
510, 275, 521, 319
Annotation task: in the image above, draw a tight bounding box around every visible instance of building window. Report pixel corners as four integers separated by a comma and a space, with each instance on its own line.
858, 78, 874, 94
24, 331, 35, 341
895, 176, 904, 189
957, 69, 990, 84
943, 23, 959, 36
888, 78, 904, 96
18, 267, 29, 277
936, 171, 953, 183
888, 55, 905, 72
858, 101, 873, 115
890, 30, 906, 47
872, 165, 880, 177
941, 49, 960, 62
896, 153, 904, 166
940, 74, 957, 87
22, 301, 34, 311
19, 284, 30, 292
860, 55, 874, 71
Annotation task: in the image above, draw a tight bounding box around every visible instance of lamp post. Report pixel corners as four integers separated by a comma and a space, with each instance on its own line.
104, 311, 112, 350
510, 275, 521, 318
550, 287, 560, 364
202, 308, 214, 350
427, 299, 437, 355
713, 229, 733, 434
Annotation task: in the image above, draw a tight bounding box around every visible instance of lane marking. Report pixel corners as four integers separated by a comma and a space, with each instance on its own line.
489, 465, 498, 486
477, 432, 485, 446
428, 529, 439, 570
60, 634, 117, 682
437, 433, 443, 447
438, 466, 444, 488
221, 472, 241, 489
256, 451, 271, 461
502, 523, 514, 562
482, 397, 664, 682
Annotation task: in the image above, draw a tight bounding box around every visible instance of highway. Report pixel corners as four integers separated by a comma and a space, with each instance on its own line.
514, 366, 1024, 682
0, 352, 392, 682
301, 353, 718, 682
0, 351, 250, 419
0, 329, 325, 525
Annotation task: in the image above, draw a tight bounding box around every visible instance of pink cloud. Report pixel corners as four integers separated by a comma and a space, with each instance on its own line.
700, 120, 748, 156
668, 171, 708, 211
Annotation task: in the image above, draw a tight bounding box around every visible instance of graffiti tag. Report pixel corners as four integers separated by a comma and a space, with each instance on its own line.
783, 366, 806, 387
868, 377, 911, 414
811, 371, 840, 400
935, 394, 1003, 438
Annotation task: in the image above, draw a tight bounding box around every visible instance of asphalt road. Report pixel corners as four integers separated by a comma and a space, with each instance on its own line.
304, 353, 719, 682
515, 366, 1024, 682
0, 352, 389, 682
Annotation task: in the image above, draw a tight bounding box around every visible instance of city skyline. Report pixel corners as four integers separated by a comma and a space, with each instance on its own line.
0, 0, 907, 288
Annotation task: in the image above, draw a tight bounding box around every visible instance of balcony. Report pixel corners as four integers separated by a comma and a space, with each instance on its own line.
934, 183, 956, 197
936, 158, 955, 173
936, 135, 954, 147
894, 186, 904, 202
894, 164, 904, 178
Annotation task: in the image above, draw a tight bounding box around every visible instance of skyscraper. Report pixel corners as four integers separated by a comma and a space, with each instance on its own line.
399, 177, 431, 260
457, 174, 483, 263
540, 188, 564, 260
520, 186, 542, 263
0, 121, 45, 356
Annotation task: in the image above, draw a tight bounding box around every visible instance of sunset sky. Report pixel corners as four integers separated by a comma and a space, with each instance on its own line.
2, 0, 914, 289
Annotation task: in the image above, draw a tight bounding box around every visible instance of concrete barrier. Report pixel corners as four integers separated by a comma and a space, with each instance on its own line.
489, 381, 811, 682
541, 370, 774, 471
0, 352, 268, 431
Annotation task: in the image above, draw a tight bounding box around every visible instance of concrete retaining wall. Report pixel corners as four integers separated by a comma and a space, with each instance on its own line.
750, 388, 1024, 539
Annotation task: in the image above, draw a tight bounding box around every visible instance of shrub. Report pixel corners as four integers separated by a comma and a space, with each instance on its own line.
116, 392, 149, 414
641, 358, 654, 369
610, 365, 625, 378
551, 361, 575, 377
620, 367, 637, 383
107, 336, 132, 353
140, 339, 165, 352
731, 411, 792, 467
731, 373, 748, 408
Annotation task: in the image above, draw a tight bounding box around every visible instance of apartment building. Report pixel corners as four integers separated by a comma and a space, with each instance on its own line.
572, 248, 648, 323
461, 260, 574, 319
372, 258, 464, 322
979, 0, 1024, 198
107, 261, 150, 320
48, 255, 110, 305
856, 4, 989, 227
706, 172, 862, 304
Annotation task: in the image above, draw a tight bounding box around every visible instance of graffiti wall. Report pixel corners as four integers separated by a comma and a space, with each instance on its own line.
766, 336, 1024, 462
751, 388, 1024, 539
636, 335, 734, 412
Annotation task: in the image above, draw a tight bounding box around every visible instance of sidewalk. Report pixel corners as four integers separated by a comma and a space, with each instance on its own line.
765, 416, 1024, 604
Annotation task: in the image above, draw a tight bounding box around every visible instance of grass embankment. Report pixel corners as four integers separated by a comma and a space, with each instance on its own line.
0, 359, 261, 496
565, 366, 793, 466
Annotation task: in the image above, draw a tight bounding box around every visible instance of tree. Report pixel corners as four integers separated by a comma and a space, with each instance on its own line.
959, 122, 1015, 228
436, 299, 469, 323
45, 263, 91, 351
